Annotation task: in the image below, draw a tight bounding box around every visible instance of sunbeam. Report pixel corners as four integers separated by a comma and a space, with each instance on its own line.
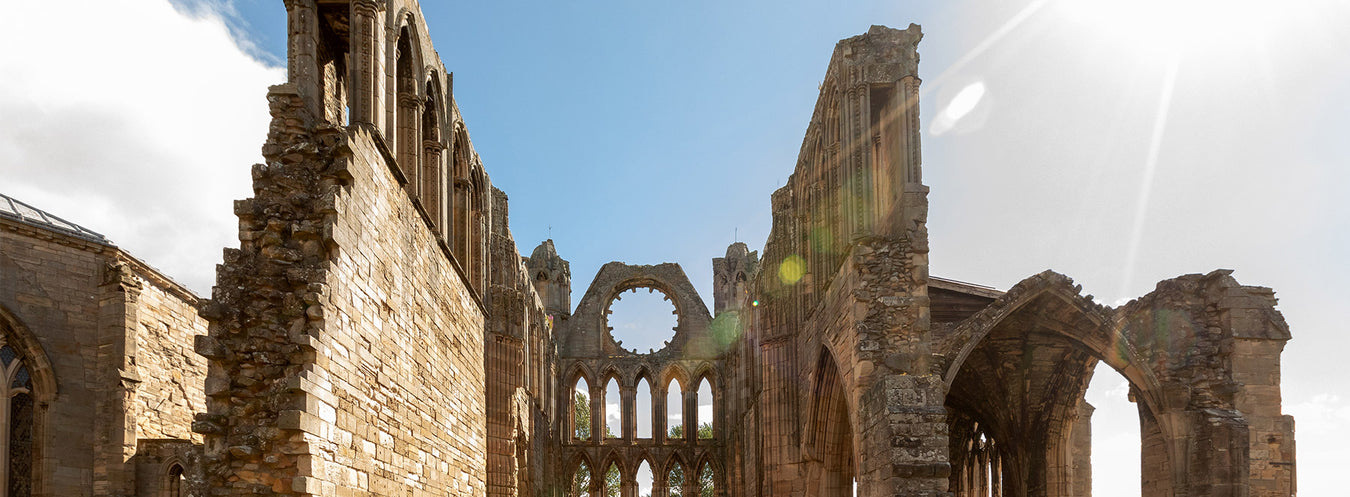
1120, 56, 1180, 297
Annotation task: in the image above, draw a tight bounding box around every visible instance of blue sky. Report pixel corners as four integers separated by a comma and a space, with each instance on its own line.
3, 0, 1348, 495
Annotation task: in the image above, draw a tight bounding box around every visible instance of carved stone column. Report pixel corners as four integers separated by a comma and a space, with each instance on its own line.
348, 0, 384, 126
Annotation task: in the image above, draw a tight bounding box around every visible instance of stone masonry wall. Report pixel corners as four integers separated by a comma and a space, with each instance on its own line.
200, 85, 486, 496
130, 271, 208, 443
0, 223, 106, 497
321, 119, 487, 496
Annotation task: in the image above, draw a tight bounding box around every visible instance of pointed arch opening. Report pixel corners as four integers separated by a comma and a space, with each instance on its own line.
696, 459, 715, 497
421, 76, 445, 232
636, 376, 653, 439
666, 377, 685, 441
695, 376, 714, 440
571, 459, 593, 497
666, 459, 686, 497
165, 463, 185, 497
602, 460, 621, 497
635, 459, 654, 497
394, 23, 420, 191
0, 307, 50, 497
573, 375, 592, 441
942, 288, 1165, 497
803, 349, 854, 497
604, 376, 622, 439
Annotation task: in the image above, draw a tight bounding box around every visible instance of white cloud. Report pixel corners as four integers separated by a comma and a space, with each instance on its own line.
0, 0, 283, 295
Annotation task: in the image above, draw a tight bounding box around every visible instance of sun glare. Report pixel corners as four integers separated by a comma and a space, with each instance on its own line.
1056, 0, 1269, 58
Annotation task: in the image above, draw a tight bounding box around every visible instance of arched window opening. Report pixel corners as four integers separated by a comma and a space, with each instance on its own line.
697, 461, 715, 497
0, 343, 33, 497
635, 377, 653, 439
666, 462, 685, 497
1087, 367, 1140, 496
394, 25, 420, 193
604, 378, 621, 439
666, 378, 685, 440
166, 464, 185, 497
573, 376, 591, 441
603, 462, 621, 497
696, 377, 714, 439
421, 78, 444, 232
571, 460, 592, 497
636, 460, 654, 497
451, 127, 470, 261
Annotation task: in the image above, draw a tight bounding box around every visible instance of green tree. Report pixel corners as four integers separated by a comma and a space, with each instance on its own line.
574, 392, 591, 440
604, 463, 621, 497
667, 422, 713, 439
573, 461, 591, 497
698, 463, 715, 497
667, 464, 685, 497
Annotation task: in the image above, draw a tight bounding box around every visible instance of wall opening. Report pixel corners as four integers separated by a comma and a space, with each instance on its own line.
1086, 368, 1140, 497
166, 464, 184, 497
666, 378, 685, 440
606, 287, 678, 354
636, 377, 653, 439
603, 462, 621, 497
571, 460, 592, 497
394, 25, 420, 189
667, 461, 685, 497
573, 376, 591, 441
636, 460, 653, 497
697, 461, 715, 497
696, 378, 713, 439
604, 377, 621, 439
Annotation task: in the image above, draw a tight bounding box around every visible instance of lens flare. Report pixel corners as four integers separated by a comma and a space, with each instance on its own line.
778, 255, 805, 285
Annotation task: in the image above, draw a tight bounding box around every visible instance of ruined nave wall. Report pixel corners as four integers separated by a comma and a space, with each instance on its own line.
199, 85, 488, 496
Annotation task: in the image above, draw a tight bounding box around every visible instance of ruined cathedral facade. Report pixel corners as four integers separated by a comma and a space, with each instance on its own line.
0, 1, 1296, 497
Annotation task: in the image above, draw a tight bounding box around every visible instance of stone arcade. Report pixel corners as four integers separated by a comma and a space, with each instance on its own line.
0, 1, 1295, 496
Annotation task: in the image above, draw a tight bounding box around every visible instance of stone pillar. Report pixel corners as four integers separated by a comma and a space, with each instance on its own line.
621, 385, 635, 442
655, 385, 668, 444
283, 0, 323, 120
348, 0, 383, 126
1187, 409, 1251, 497
683, 389, 697, 442
93, 261, 142, 497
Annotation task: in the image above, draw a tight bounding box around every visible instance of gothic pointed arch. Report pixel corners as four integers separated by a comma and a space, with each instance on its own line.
0, 305, 54, 497
420, 73, 446, 232
802, 346, 854, 497
0, 307, 54, 403
392, 13, 423, 195
941, 271, 1164, 417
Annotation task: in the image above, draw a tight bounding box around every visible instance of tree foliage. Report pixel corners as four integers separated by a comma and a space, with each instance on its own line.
667, 422, 713, 439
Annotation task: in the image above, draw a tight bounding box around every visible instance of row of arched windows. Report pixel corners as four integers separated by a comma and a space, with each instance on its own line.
570, 458, 715, 497
389, 17, 487, 293
571, 376, 715, 443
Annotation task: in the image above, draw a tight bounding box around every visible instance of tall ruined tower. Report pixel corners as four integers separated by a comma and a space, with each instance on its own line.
525, 239, 572, 318
713, 242, 758, 315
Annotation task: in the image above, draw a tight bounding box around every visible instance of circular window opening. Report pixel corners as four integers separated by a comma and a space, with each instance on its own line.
606, 286, 678, 354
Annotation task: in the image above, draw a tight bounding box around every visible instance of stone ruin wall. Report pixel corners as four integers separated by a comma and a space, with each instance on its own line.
722, 22, 1295, 497
196, 1, 556, 495
130, 270, 209, 444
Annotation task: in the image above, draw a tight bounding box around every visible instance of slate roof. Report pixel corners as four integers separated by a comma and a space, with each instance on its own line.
0, 192, 110, 244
